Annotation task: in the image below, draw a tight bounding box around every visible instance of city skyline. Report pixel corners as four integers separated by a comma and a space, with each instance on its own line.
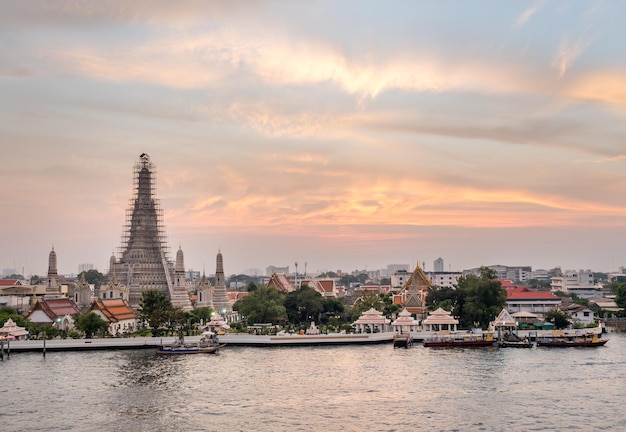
2, 2, 626, 276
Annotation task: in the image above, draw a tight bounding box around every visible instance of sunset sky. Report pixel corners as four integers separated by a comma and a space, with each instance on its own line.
2, 1, 626, 277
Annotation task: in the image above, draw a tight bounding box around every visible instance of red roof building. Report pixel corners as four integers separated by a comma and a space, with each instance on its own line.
506, 287, 561, 317
26, 297, 81, 330
90, 298, 137, 336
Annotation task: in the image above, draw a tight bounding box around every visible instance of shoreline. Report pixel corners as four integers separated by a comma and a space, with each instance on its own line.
0, 326, 606, 354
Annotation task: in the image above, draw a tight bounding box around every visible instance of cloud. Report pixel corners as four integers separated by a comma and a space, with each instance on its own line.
552, 34, 593, 79
566, 70, 626, 105
514, 1, 543, 28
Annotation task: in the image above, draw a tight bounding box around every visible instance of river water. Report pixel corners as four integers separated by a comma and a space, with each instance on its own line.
2, 334, 625, 432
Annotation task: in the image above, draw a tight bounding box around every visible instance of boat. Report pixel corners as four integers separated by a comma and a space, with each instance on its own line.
156, 332, 225, 355
393, 333, 413, 349
536, 333, 608, 348
498, 331, 533, 348
423, 331, 496, 348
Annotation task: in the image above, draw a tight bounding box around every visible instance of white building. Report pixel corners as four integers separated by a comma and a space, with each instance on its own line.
567, 305, 596, 326
425, 271, 462, 289
391, 270, 411, 288
551, 270, 607, 299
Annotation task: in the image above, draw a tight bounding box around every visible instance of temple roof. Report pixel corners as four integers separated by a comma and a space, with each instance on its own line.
492, 308, 517, 327
422, 307, 459, 325
352, 308, 390, 325
391, 308, 419, 327
90, 298, 137, 323
27, 297, 80, 321
0, 318, 29, 337
267, 273, 295, 293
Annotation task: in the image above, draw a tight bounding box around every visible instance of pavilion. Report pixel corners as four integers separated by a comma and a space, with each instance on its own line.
422, 307, 459, 332
352, 308, 391, 333
0, 318, 29, 340
391, 308, 420, 334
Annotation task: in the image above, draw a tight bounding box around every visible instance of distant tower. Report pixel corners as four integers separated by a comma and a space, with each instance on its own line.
175, 246, 186, 289
434, 257, 444, 273
46, 246, 60, 295
110, 154, 191, 310
212, 250, 231, 316
74, 272, 93, 311
196, 271, 214, 309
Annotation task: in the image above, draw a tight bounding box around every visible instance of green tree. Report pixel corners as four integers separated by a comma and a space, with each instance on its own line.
30, 275, 44, 285
285, 286, 324, 324
232, 285, 286, 325
612, 282, 626, 308
426, 286, 466, 318
167, 307, 188, 336
458, 267, 506, 329
189, 306, 214, 324
0, 306, 30, 328
351, 292, 385, 318
79, 269, 106, 290
321, 297, 346, 325
247, 281, 258, 292
75, 312, 109, 338
544, 308, 570, 329
138, 290, 173, 336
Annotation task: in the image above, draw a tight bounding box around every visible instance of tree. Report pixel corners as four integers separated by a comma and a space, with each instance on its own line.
426, 286, 466, 318
457, 267, 506, 329
79, 269, 106, 290
30, 275, 44, 285
189, 306, 214, 324
317, 297, 348, 327
612, 282, 626, 308
232, 285, 286, 325
167, 307, 188, 336
138, 290, 173, 336
544, 308, 570, 329
75, 312, 109, 338
351, 292, 385, 318
285, 286, 324, 324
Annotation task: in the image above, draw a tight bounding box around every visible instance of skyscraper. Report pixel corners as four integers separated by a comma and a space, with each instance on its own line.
434, 257, 444, 273
109, 154, 191, 310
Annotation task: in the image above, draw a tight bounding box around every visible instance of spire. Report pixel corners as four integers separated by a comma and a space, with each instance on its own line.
48, 246, 58, 275
176, 245, 185, 272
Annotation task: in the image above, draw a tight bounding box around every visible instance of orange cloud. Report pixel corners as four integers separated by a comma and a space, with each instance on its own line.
566, 71, 626, 106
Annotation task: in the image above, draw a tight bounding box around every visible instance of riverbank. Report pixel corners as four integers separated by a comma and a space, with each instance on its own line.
1, 332, 396, 354
1, 325, 606, 354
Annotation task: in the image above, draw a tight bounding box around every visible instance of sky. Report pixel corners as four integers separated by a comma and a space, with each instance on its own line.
2, 1, 626, 278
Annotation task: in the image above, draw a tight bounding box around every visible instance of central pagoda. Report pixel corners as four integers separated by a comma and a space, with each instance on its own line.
109, 153, 192, 310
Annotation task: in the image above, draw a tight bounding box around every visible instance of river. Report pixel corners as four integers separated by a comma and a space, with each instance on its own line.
2, 334, 625, 431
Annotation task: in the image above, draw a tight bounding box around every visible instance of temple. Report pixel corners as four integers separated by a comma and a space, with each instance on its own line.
212, 250, 231, 315
109, 154, 192, 311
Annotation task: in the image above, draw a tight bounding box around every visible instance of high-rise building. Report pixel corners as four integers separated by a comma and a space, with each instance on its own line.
78, 263, 94, 274
434, 257, 444, 273
109, 154, 191, 310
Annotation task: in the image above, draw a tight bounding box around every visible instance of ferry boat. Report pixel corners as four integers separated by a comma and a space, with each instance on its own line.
536, 333, 608, 348
423, 332, 496, 348
156, 332, 224, 355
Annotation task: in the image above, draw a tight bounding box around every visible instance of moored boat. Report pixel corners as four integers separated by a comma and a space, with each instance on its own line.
423, 332, 496, 348
536, 333, 608, 348
498, 332, 533, 348
393, 334, 413, 349
156, 332, 225, 355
